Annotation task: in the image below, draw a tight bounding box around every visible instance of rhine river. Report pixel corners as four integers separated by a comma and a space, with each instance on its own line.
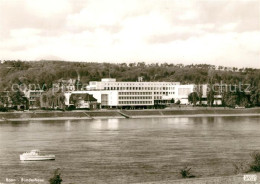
0, 116, 260, 184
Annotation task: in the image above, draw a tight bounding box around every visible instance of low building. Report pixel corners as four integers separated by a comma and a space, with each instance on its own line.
196, 84, 223, 105
170, 85, 195, 105
69, 93, 100, 109
23, 90, 44, 109
0, 91, 11, 107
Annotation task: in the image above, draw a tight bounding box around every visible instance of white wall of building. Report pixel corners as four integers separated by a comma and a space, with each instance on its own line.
85, 78, 182, 106
64, 90, 119, 107
65, 79, 223, 107
172, 85, 195, 104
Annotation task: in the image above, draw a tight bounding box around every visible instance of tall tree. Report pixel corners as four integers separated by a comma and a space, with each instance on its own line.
207, 86, 215, 106
188, 92, 199, 105
9, 90, 27, 108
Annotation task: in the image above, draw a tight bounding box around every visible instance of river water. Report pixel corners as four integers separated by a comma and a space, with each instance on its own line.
0, 116, 260, 184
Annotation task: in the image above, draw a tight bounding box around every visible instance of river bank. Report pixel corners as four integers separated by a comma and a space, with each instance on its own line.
0, 108, 260, 121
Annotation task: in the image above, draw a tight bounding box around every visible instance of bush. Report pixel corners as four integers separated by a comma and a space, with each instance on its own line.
249, 151, 260, 172
0, 106, 8, 112
66, 105, 76, 111
180, 166, 195, 178
175, 100, 181, 105
233, 162, 250, 174
49, 168, 62, 184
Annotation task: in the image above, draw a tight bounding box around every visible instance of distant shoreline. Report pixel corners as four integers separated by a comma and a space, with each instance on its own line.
0, 108, 259, 121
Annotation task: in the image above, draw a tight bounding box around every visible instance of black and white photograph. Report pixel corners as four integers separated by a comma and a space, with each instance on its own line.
0, 0, 260, 183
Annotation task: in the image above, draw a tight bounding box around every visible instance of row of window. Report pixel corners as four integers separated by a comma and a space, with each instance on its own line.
118, 101, 153, 104
119, 92, 153, 95
118, 92, 175, 95
118, 96, 166, 100
119, 96, 152, 100
102, 82, 178, 86
104, 87, 175, 90
153, 91, 175, 95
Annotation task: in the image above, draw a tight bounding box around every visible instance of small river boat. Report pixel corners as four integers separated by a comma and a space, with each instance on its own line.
20, 150, 55, 161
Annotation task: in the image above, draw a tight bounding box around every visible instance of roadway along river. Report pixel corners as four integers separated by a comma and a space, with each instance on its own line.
0, 116, 260, 183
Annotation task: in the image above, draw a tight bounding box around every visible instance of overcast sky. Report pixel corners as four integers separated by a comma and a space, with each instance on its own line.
0, 0, 259, 68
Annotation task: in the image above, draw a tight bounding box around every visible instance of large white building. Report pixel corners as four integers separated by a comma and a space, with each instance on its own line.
65, 78, 197, 108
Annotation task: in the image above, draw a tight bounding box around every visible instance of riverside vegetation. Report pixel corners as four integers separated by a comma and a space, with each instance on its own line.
180, 151, 260, 179
233, 151, 260, 174
49, 168, 62, 184
0, 60, 259, 110
179, 151, 260, 179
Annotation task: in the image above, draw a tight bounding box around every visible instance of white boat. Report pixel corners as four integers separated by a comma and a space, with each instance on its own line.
20, 150, 55, 161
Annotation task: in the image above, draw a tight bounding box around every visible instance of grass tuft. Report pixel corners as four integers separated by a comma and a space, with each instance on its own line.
180, 166, 195, 178
249, 151, 260, 172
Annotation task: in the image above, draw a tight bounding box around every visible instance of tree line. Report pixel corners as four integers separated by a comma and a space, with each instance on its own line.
0, 60, 259, 109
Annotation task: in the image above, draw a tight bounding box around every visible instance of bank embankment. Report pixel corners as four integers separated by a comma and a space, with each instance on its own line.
0, 108, 259, 121
0, 111, 124, 121
122, 108, 260, 119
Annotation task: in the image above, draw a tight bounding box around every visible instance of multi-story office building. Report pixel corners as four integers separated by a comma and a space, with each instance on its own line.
64, 78, 196, 108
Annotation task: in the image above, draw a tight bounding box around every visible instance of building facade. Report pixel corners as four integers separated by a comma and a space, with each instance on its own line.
23, 90, 44, 109
65, 78, 197, 108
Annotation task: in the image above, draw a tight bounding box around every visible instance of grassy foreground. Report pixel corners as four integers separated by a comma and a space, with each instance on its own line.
135, 173, 260, 184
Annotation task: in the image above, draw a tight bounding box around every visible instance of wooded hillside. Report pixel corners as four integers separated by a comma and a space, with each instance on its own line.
1, 60, 259, 90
